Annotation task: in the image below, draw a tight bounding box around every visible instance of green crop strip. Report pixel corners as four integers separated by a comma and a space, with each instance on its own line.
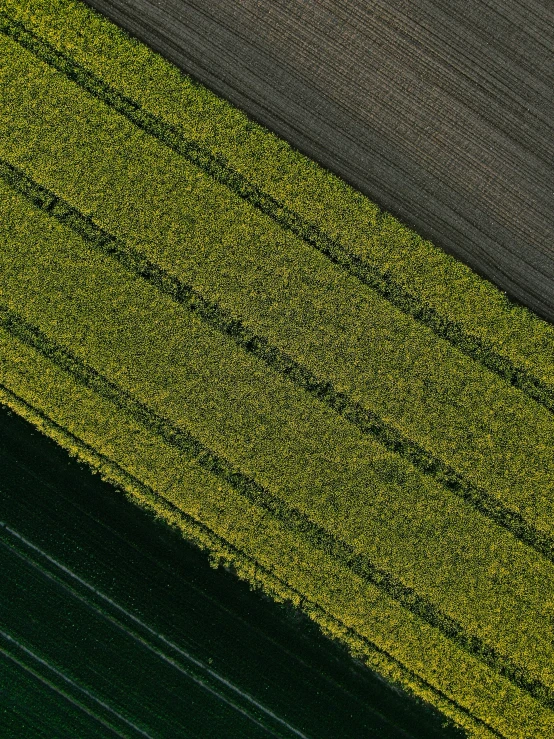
0, 9, 552, 419
0, 304, 552, 714
2, 157, 552, 572
0, 384, 502, 739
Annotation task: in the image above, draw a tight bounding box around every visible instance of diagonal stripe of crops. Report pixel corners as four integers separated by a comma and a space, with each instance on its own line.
1, 2, 553, 737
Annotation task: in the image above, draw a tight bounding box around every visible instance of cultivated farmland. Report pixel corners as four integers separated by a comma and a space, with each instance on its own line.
0, 1, 553, 737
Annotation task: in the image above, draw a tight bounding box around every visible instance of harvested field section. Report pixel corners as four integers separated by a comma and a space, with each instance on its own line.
1, 2, 554, 737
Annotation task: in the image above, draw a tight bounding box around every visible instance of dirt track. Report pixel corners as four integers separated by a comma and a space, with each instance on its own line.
82, 0, 554, 322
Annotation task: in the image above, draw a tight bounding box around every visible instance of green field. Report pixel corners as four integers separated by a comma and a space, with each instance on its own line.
1, 1, 553, 736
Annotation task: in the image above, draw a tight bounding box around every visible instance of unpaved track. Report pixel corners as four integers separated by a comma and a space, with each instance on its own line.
82, 0, 554, 322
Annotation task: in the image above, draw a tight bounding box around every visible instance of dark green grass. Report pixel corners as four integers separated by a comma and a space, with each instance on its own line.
0, 649, 116, 739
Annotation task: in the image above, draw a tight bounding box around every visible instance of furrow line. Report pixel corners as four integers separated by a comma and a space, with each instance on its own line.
0, 10, 551, 415
0, 383, 504, 738
0, 644, 127, 738
1, 157, 552, 569
0, 307, 551, 713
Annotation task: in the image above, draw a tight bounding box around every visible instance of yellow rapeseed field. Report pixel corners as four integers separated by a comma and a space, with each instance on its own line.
1, 2, 553, 735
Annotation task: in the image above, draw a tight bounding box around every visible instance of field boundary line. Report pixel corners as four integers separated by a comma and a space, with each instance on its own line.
0, 630, 151, 737
0, 308, 551, 714
0, 10, 552, 416
0, 382, 503, 738
1, 157, 553, 571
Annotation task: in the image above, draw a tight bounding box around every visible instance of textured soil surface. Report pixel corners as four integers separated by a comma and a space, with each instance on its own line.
82, 0, 554, 322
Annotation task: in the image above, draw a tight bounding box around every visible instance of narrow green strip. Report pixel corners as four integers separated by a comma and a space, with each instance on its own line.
0, 306, 551, 712
0, 383, 506, 738
2, 157, 552, 572
0, 10, 552, 417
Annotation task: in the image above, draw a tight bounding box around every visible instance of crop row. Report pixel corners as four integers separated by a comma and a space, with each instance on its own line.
1, 157, 553, 571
